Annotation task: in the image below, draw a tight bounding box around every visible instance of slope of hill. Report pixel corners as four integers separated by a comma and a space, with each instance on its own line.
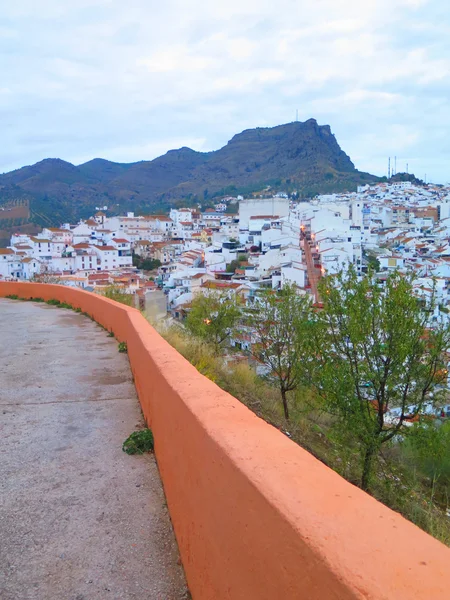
0, 120, 379, 230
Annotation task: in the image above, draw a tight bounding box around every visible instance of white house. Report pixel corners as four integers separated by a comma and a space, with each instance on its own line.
30, 237, 52, 259
280, 261, 307, 289
320, 247, 352, 275
0, 249, 22, 279
93, 245, 120, 270
170, 208, 193, 224
379, 255, 405, 271
238, 198, 289, 229
21, 257, 42, 279
72, 222, 95, 245
110, 238, 133, 267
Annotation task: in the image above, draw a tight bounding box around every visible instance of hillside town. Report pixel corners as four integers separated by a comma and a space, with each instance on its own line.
2, 181, 450, 322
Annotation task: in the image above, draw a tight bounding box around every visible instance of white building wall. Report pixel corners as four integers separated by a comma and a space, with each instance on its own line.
47, 256, 77, 272
281, 263, 306, 288
238, 198, 289, 229
439, 202, 450, 221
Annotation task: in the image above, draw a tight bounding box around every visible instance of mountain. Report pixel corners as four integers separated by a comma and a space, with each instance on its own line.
0, 120, 379, 236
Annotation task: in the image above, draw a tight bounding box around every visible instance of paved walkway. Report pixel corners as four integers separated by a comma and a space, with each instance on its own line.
0, 299, 188, 600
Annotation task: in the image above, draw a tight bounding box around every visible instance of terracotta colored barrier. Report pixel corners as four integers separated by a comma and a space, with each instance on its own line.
2, 281, 450, 599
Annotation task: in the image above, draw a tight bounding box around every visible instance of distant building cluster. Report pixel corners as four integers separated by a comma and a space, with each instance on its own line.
2, 181, 450, 326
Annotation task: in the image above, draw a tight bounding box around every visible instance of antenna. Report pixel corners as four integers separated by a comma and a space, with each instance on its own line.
394, 156, 397, 176
388, 157, 391, 179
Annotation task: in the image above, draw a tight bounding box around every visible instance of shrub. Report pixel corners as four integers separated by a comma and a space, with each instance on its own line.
122, 429, 154, 455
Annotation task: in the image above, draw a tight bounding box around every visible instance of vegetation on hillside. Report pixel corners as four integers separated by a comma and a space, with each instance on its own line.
158, 269, 450, 545
310, 268, 450, 490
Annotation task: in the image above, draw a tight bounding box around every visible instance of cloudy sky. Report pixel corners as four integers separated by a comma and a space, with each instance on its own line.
1, 0, 449, 182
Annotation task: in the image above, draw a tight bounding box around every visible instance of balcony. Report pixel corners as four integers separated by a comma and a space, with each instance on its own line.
1, 282, 450, 600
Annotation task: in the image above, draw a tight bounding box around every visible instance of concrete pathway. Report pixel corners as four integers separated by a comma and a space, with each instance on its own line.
0, 299, 188, 600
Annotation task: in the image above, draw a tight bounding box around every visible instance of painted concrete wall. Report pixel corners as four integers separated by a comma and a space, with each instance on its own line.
1, 281, 450, 599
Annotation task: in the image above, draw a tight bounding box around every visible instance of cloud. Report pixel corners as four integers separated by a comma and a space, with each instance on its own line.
0, 0, 449, 182
137, 48, 213, 73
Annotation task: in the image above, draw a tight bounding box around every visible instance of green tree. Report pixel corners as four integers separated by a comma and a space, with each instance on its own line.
141, 258, 161, 271
185, 291, 241, 353
309, 267, 450, 491
132, 253, 161, 271
365, 251, 380, 272
226, 259, 240, 273
244, 285, 313, 420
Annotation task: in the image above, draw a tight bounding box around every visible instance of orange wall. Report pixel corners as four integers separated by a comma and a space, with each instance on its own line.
2, 281, 450, 599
